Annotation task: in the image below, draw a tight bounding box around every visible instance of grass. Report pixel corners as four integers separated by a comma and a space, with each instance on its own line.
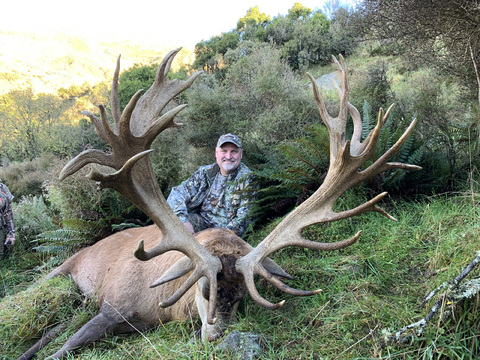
1, 193, 480, 359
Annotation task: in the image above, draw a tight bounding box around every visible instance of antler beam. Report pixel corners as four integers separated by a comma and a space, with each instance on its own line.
60, 49, 222, 325
236, 55, 422, 309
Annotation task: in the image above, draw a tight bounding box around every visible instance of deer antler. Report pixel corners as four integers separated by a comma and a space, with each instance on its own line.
59, 48, 222, 325
235, 55, 422, 309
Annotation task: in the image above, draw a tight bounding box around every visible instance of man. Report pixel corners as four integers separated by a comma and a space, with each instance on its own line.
0, 181, 15, 259
167, 133, 254, 237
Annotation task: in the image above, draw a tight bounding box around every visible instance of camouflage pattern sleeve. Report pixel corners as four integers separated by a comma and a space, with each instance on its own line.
225, 171, 255, 237
4, 201, 15, 237
167, 166, 209, 223
0, 183, 15, 237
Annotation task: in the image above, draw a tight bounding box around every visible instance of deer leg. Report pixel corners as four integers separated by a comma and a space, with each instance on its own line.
46, 312, 118, 359
17, 323, 67, 360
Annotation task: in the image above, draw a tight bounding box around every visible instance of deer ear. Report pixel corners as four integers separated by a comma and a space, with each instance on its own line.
262, 258, 294, 280
150, 256, 194, 288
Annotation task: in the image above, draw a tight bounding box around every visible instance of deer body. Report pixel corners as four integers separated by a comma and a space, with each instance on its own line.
49, 225, 196, 324
19, 227, 250, 359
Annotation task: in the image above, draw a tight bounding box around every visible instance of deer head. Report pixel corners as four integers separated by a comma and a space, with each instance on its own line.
60, 50, 420, 319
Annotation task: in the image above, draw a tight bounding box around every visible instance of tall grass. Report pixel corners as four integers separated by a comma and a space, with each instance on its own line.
1, 194, 479, 359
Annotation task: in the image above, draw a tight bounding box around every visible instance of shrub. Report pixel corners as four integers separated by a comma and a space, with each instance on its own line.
0, 154, 57, 198
12, 196, 58, 251
44, 159, 147, 242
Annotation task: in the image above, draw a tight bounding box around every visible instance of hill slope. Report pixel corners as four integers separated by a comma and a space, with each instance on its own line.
0, 31, 194, 95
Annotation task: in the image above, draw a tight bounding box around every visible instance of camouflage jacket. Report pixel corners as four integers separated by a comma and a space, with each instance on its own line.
0, 183, 15, 237
167, 163, 254, 237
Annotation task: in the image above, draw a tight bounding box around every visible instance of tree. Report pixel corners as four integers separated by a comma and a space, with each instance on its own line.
287, 2, 313, 21
362, 0, 480, 142
0, 89, 81, 161
278, 10, 332, 69
330, 6, 365, 55
193, 32, 241, 73
266, 15, 294, 46
236, 6, 271, 37
117, 64, 158, 110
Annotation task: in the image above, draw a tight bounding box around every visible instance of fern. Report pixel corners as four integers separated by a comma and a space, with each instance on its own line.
247, 103, 428, 227
362, 100, 375, 139
246, 123, 330, 226
361, 102, 425, 194
33, 219, 105, 254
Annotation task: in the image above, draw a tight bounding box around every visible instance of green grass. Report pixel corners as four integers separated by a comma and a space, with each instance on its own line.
1, 194, 480, 359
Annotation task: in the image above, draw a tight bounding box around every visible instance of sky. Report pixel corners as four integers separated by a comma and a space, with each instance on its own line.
1, 0, 331, 49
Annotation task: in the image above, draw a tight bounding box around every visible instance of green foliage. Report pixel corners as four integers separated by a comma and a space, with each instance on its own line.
345, 56, 479, 194
349, 59, 395, 117
12, 195, 58, 251
248, 124, 330, 224
150, 133, 184, 192
330, 7, 364, 56
359, 101, 426, 195
236, 6, 271, 43
247, 100, 425, 226
117, 63, 158, 111
193, 3, 362, 73
0, 154, 58, 198
0, 276, 96, 359
34, 218, 105, 254
236, 6, 271, 32
223, 42, 318, 143
0, 89, 85, 162
389, 65, 476, 191
185, 42, 319, 175
193, 32, 241, 73
44, 159, 145, 234
283, 11, 332, 70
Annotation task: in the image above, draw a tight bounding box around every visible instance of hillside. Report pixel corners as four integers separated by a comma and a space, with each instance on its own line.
0, 31, 194, 95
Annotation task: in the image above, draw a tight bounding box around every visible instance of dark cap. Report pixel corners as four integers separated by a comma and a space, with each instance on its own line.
216, 133, 242, 148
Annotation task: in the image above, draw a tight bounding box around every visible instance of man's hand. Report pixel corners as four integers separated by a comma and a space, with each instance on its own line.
4, 235, 15, 247
183, 222, 195, 235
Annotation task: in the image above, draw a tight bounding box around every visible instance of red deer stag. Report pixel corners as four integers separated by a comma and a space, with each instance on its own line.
18, 49, 420, 360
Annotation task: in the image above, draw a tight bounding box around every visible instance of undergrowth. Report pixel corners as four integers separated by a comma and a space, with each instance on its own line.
1, 194, 480, 359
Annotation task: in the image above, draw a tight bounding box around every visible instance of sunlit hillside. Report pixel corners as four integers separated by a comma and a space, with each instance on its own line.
0, 31, 194, 95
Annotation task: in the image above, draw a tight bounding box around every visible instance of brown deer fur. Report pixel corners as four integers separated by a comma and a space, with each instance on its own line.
18, 227, 250, 359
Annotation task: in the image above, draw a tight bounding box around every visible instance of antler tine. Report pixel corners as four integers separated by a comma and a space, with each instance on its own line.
60, 49, 222, 325
236, 55, 421, 308
130, 48, 203, 137
111, 55, 122, 127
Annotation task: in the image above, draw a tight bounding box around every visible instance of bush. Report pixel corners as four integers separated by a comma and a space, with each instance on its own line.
44, 159, 147, 240
12, 196, 58, 251
0, 154, 57, 198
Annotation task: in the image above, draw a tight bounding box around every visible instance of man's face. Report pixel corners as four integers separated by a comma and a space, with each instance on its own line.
215, 143, 243, 175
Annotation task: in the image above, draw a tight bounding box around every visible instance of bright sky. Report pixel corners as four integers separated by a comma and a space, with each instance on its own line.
2, 0, 331, 49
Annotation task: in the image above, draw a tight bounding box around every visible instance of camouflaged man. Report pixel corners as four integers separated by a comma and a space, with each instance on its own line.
0, 182, 15, 259
167, 134, 254, 237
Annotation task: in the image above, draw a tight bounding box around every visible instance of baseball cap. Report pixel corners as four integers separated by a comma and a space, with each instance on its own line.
216, 133, 242, 148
